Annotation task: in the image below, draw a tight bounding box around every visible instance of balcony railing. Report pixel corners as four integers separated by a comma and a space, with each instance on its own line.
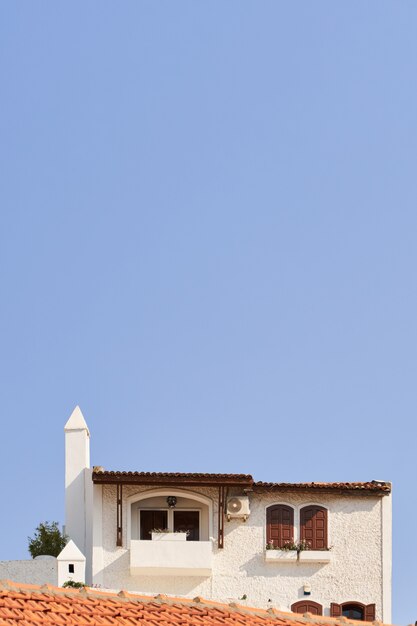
130, 539, 213, 576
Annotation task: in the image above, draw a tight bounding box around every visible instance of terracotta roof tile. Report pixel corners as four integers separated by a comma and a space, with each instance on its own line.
253, 481, 391, 494
0, 582, 393, 626
91, 469, 391, 494
92, 470, 254, 487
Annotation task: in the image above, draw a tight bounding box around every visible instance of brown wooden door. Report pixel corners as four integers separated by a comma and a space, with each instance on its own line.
266, 505, 294, 547
291, 601, 323, 615
140, 510, 168, 540
174, 511, 200, 541
300, 506, 327, 549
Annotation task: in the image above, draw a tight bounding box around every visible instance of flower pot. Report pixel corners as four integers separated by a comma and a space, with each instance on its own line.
265, 550, 297, 562
299, 550, 331, 563
151, 532, 187, 541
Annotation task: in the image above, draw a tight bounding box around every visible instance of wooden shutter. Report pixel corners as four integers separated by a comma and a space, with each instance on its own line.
330, 603, 342, 618
267, 505, 294, 547
291, 601, 323, 615
364, 604, 376, 622
300, 506, 328, 550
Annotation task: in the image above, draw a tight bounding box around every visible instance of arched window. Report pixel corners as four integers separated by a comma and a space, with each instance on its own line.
300, 505, 328, 550
266, 505, 294, 548
291, 601, 323, 615
331, 602, 376, 622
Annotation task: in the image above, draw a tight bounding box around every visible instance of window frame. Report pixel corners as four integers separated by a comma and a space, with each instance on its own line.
264, 502, 330, 551
331, 602, 376, 622
138, 507, 202, 540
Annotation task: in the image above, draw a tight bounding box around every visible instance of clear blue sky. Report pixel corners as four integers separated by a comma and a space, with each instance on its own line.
1, 2, 416, 623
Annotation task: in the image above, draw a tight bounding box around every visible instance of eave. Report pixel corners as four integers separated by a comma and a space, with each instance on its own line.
92, 469, 254, 488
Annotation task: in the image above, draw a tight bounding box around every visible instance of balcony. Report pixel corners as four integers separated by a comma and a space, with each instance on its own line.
130, 539, 213, 576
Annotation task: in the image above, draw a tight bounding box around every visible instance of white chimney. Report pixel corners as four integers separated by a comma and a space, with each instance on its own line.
64, 406, 91, 560
57, 540, 86, 587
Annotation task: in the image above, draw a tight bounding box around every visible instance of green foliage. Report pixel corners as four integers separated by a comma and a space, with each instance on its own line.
62, 581, 85, 588
28, 521, 67, 558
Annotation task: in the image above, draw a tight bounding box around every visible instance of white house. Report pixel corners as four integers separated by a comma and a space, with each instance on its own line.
65, 406, 392, 622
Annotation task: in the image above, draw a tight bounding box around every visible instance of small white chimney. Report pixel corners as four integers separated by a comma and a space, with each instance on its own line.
57, 540, 86, 587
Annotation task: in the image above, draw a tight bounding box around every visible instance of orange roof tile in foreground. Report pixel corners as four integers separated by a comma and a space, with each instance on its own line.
0, 581, 393, 626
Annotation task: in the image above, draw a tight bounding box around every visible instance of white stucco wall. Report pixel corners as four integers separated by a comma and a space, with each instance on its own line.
93, 485, 390, 621
0, 558, 57, 586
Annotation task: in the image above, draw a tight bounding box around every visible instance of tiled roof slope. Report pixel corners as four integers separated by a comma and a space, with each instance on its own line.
0, 581, 392, 626
253, 481, 391, 493
92, 470, 253, 486
92, 469, 391, 494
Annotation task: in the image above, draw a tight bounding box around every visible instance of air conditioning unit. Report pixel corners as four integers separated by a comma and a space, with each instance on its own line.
226, 496, 250, 521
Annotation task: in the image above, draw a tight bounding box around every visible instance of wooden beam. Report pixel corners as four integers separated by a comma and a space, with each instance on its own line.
116, 483, 123, 546
218, 485, 225, 549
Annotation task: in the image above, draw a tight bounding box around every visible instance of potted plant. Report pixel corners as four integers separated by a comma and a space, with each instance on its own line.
265, 539, 331, 564
150, 529, 189, 541
265, 539, 310, 562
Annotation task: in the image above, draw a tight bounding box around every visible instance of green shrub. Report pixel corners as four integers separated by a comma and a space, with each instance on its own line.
28, 521, 67, 558
62, 581, 86, 589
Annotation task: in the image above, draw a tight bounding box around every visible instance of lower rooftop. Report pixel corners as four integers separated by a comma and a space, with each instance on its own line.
0, 581, 395, 626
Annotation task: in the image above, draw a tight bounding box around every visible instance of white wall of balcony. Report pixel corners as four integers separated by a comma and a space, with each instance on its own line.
130, 539, 212, 576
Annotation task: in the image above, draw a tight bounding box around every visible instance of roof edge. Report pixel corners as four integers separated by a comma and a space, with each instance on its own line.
253, 481, 391, 495
92, 469, 254, 487
91, 470, 391, 494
